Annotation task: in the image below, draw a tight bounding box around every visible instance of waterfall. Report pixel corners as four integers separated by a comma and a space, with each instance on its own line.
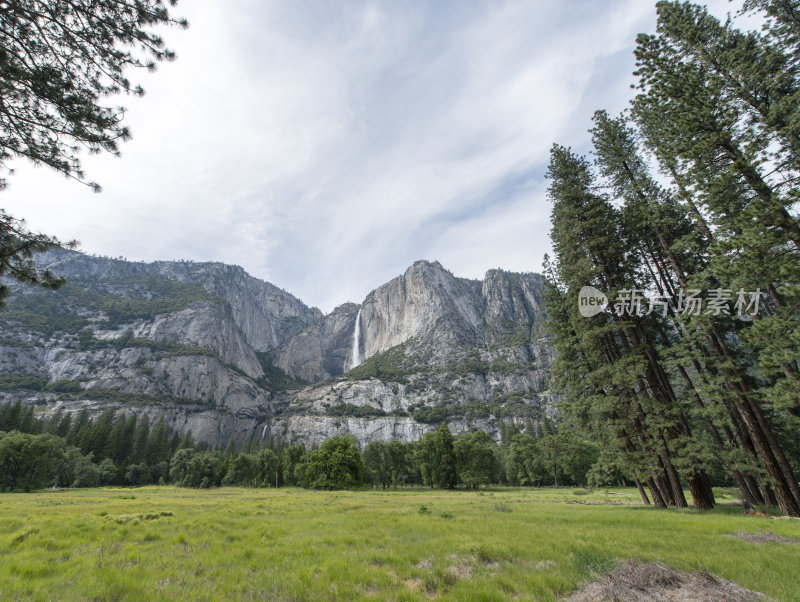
350, 307, 362, 369
261, 424, 268, 440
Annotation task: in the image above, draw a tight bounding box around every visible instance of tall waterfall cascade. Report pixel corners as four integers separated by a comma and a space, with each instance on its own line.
350, 308, 362, 370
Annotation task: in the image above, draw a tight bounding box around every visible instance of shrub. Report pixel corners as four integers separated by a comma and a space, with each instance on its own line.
0, 375, 48, 392
301, 435, 363, 490
326, 403, 386, 418
44, 379, 83, 393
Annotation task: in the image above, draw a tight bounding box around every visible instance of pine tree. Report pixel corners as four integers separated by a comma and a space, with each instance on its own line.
630, 2, 800, 515
434, 424, 457, 489
131, 416, 150, 466
414, 432, 438, 488
0, 401, 24, 432
81, 409, 115, 460
66, 408, 90, 448
17, 404, 37, 434
544, 148, 667, 506
742, 0, 800, 71
0, 1, 187, 304
55, 412, 72, 439
179, 430, 195, 450
147, 418, 171, 466
545, 144, 716, 509
657, 1, 800, 166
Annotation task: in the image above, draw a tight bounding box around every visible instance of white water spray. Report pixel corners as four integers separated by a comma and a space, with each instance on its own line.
350, 308, 362, 370
261, 424, 268, 440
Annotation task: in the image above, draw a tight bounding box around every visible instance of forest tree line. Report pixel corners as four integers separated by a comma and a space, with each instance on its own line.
0, 401, 602, 492
543, 0, 800, 515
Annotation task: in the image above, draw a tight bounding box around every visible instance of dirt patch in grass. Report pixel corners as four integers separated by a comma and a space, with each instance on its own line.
731, 530, 798, 545
448, 558, 473, 579
568, 559, 763, 601
534, 560, 557, 571
360, 583, 380, 596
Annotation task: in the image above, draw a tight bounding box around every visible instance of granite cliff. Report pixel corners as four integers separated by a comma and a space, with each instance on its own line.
0, 250, 554, 447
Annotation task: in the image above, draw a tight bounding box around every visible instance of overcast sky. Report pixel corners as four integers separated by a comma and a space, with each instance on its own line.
2, 0, 742, 313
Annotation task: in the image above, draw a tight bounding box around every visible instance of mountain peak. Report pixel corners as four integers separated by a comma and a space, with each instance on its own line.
407, 259, 446, 273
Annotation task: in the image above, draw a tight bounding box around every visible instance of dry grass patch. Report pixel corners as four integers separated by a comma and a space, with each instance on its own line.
534, 560, 558, 571
447, 555, 473, 579
568, 559, 763, 601
730, 530, 798, 544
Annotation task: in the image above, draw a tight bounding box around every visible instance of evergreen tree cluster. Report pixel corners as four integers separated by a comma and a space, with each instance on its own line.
543, 0, 800, 515
0, 401, 192, 490
0, 402, 598, 492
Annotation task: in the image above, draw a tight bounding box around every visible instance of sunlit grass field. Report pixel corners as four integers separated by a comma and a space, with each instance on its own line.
1, 486, 799, 600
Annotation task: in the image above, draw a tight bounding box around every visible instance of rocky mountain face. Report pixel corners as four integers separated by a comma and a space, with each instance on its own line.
0, 250, 555, 447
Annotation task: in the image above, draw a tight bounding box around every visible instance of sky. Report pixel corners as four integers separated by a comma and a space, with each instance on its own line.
2, 0, 743, 313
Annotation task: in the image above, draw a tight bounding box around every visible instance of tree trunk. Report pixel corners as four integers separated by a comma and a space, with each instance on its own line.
648, 477, 668, 508
635, 479, 651, 505
687, 470, 716, 510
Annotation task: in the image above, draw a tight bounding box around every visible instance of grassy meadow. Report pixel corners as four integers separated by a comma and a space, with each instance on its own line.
1, 486, 799, 600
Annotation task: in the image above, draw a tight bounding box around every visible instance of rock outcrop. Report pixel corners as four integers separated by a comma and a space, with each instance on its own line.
0, 250, 554, 447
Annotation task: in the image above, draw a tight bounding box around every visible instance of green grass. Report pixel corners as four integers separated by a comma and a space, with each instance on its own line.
0, 487, 798, 600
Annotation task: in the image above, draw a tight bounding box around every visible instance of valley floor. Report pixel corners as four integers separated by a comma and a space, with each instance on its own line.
0, 487, 798, 600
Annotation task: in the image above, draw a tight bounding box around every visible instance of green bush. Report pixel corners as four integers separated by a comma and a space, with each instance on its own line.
346, 344, 412, 382
454, 358, 490, 377
301, 435, 363, 490
412, 406, 449, 424
325, 403, 386, 418
44, 379, 83, 393
0, 375, 48, 391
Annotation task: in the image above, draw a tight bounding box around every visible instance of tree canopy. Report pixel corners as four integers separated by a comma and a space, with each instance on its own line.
0, 0, 186, 305
544, 0, 800, 516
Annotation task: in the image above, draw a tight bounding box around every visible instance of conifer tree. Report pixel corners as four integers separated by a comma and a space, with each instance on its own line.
545, 144, 716, 509
630, 1, 800, 515
147, 418, 171, 466
131, 415, 150, 466
0, 1, 187, 303
590, 110, 761, 505
66, 408, 90, 448
434, 423, 457, 489
179, 430, 195, 450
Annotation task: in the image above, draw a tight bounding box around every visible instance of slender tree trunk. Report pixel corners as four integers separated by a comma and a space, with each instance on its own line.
660, 441, 688, 508
635, 479, 651, 505
650, 475, 670, 508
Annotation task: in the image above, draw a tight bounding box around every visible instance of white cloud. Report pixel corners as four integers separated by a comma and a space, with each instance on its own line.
0, 0, 746, 311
